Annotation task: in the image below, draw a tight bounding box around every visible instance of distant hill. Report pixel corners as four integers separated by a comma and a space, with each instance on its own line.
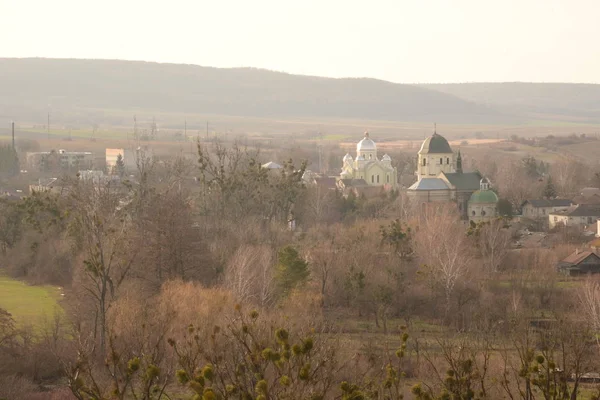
0, 58, 511, 125
421, 83, 600, 122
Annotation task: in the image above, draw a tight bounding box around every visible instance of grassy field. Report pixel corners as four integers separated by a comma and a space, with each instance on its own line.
0, 275, 63, 327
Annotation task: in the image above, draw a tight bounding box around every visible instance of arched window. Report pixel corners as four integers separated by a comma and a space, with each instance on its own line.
446, 157, 450, 164
440, 158, 443, 165
377, 175, 380, 183
481, 210, 486, 216
369, 154, 372, 159
371, 175, 374, 183
422, 158, 426, 166
386, 175, 390, 183
472, 210, 476, 216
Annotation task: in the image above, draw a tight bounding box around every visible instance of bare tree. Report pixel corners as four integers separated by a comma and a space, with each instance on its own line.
414, 203, 473, 320
477, 219, 510, 272
68, 180, 139, 356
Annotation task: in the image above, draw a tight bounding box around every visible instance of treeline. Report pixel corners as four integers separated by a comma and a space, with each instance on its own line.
0, 140, 600, 398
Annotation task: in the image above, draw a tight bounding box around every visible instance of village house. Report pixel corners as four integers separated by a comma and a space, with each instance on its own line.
521, 199, 573, 219
549, 204, 600, 229
557, 250, 600, 276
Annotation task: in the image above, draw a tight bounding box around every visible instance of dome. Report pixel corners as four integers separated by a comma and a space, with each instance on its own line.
381, 154, 391, 161
357, 132, 376, 152
418, 132, 453, 154
469, 189, 499, 204
343, 153, 353, 162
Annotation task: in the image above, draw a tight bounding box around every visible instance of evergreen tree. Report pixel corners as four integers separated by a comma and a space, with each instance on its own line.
275, 245, 309, 295
543, 175, 557, 198
115, 153, 126, 177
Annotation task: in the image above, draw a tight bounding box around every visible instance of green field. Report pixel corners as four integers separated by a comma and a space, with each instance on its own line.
0, 275, 63, 327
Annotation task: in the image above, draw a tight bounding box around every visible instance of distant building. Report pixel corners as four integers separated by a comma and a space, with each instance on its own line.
521, 199, 573, 219
340, 132, 398, 190
29, 178, 70, 196
27, 150, 93, 171
106, 148, 138, 172
549, 204, 600, 229
557, 250, 600, 276
407, 130, 494, 220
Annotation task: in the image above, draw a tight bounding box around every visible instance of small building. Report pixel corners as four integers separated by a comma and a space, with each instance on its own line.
468, 178, 499, 223
29, 178, 70, 196
557, 250, 600, 276
549, 204, 600, 229
27, 150, 93, 171
521, 199, 573, 219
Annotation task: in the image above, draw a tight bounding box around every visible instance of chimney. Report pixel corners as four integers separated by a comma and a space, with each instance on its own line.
575, 248, 580, 255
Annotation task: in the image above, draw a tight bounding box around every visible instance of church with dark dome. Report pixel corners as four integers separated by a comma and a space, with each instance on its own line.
407, 130, 497, 222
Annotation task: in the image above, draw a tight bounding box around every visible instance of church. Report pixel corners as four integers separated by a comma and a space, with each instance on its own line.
407, 131, 498, 222
339, 132, 398, 190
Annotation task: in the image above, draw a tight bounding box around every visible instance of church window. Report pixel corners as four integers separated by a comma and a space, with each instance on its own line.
446, 157, 450, 164
472, 210, 476, 216
369, 154, 372, 159
377, 175, 380, 183
481, 210, 486, 216
386, 175, 390, 183
440, 158, 443, 165
422, 158, 426, 166
371, 175, 374, 183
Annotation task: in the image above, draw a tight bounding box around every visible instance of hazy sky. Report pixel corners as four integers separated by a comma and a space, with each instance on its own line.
1, 0, 599, 83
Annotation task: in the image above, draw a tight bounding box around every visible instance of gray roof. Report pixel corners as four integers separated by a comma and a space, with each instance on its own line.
339, 179, 369, 188
522, 199, 573, 208
551, 204, 600, 217
418, 133, 453, 154
408, 178, 449, 191
441, 171, 482, 191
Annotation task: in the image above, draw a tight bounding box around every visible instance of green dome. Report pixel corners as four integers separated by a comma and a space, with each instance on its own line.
469, 189, 499, 204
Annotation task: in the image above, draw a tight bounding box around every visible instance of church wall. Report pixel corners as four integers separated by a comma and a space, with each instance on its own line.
407, 189, 452, 204
468, 203, 498, 223
417, 152, 454, 179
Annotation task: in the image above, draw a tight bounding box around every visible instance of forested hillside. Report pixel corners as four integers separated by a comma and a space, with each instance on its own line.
0, 58, 508, 124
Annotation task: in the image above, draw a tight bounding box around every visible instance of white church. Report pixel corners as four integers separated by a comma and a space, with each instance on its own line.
339, 132, 398, 190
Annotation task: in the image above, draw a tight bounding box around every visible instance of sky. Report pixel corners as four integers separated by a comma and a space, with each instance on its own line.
1, 0, 599, 84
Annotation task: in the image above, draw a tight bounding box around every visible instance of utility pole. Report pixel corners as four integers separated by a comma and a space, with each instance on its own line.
11, 121, 15, 149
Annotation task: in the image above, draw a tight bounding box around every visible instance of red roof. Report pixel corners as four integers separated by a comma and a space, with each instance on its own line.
561, 250, 600, 265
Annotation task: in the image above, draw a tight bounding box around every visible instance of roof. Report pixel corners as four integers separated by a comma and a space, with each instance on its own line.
522, 199, 573, 208
440, 171, 482, 191
314, 177, 337, 190
551, 204, 600, 217
418, 133, 453, 154
339, 179, 369, 188
469, 189, 499, 204
581, 187, 600, 197
262, 161, 283, 169
588, 238, 600, 248
408, 178, 449, 191
560, 250, 600, 266
572, 194, 600, 205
